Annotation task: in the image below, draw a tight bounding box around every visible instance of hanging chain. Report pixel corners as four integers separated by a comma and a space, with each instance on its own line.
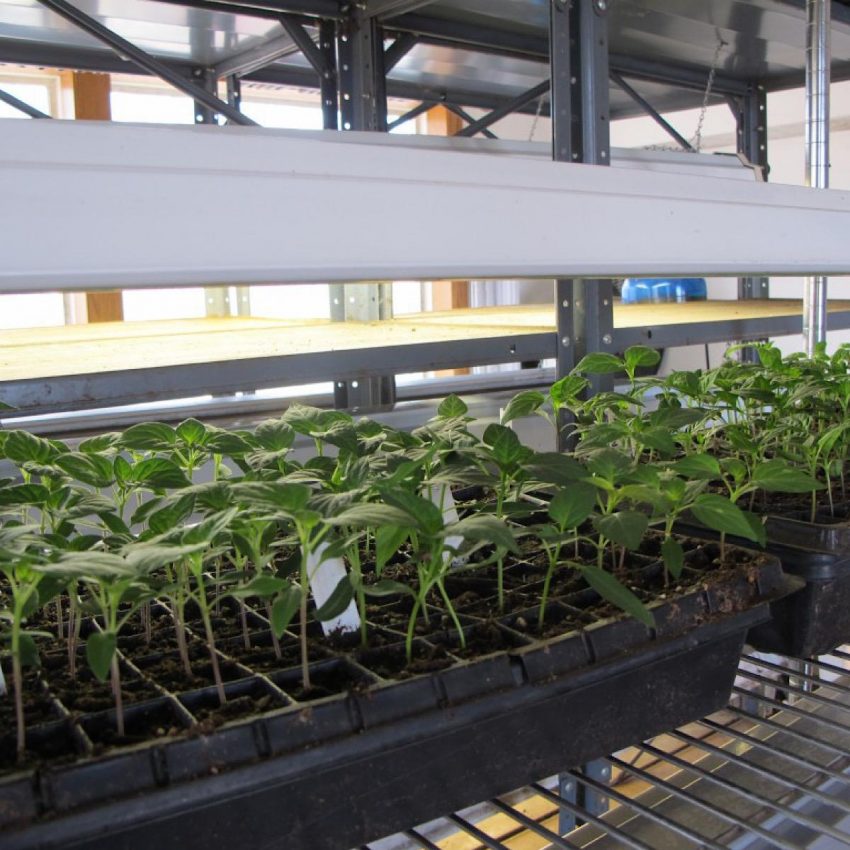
529, 94, 545, 142
643, 35, 726, 153
690, 36, 726, 152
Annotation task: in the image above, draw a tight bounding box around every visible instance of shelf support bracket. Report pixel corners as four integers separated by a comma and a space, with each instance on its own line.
384, 32, 418, 71
609, 71, 693, 151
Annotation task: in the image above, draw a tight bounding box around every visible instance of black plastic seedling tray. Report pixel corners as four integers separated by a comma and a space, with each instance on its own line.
677, 518, 850, 657
0, 548, 791, 850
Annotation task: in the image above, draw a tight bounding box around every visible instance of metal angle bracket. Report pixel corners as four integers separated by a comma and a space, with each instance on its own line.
558, 759, 611, 835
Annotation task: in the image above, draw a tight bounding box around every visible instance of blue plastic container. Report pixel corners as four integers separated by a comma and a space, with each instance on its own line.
621, 277, 708, 304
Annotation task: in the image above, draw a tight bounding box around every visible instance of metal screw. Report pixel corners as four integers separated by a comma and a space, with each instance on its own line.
602, 333, 613, 345
562, 299, 570, 308
603, 299, 610, 306
561, 336, 571, 347
594, 0, 608, 12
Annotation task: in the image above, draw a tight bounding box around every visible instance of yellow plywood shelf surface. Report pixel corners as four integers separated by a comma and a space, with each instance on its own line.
0, 315, 544, 381
2, 300, 850, 382
403, 299, 850, 329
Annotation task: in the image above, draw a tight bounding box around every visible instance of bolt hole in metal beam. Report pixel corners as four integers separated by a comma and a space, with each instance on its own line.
362, 649, 850, 850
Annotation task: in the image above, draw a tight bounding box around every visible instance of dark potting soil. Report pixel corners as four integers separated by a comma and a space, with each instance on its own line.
85, 699, 187, 751
504, 604, 596, 640
0, 671, 57, 728
184, 680, 284, 730
222, 634, 331, 673
133, 647, 246, 692
432, 622, 530, 659
0, 721, 81, 772
275, 662, 373, 702
41, 656, 160, 715
355, 642, 455, 680
364, 600, 456, 635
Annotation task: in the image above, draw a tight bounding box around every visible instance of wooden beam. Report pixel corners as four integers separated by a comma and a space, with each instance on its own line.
425, 105, 468, 375
426, 105, 469, 312
73, 72, 124, 324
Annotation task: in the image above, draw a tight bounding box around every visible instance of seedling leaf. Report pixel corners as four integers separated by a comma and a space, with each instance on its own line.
482, 424, 526, 469
573, 353, 624, 375
594, 511, 648, 550
672, 454, 721, 480
578, 564, 654, 628
661, 537, 685, 579
500, 391, 546, 425
691, 494, 764, 544
446, 515, 519, 553
314, 575, 354, 621
86, 632, 116, 682
624, 346, 661, 371
176, 418, 207, 446
548, 482, 596, 529
120, 422, 177, 451
271, 586, 301, 638
437, 394, 468, 419
752, 460, 824, 493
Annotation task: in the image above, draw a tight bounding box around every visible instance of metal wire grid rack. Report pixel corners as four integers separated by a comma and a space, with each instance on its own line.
361, 649, 850, 850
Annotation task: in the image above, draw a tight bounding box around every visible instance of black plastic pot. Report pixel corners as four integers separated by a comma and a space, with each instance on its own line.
676, 519, 850, 657
0, 549, 793, 850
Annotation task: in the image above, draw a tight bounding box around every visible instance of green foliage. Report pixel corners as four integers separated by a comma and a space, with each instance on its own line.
437, 394, 469, 419
6, 342, 843, 755
577, 564, 654, 628
573, 353, 624, 375
691, 495, 766, 546
500, 391, 546, 425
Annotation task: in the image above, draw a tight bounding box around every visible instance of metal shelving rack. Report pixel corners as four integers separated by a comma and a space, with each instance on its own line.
3, 5, 850, 843
364, 650, 850, 850
2, 1, 850, 417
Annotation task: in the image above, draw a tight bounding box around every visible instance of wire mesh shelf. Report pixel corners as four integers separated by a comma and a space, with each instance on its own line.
362, 648, 850, 850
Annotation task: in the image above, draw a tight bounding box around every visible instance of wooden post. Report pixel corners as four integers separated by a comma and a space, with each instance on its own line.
426, 106, 469, 376
426, 106, 469, 312
73, 72, 124, 323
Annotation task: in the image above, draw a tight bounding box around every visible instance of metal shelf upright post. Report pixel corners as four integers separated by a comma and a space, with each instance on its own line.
552, 0, 615, 447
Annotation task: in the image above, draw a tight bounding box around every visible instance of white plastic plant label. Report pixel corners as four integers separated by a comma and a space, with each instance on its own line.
306, 542, 361, 635
0, 662, 6, 697
428, 485, 466, 566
